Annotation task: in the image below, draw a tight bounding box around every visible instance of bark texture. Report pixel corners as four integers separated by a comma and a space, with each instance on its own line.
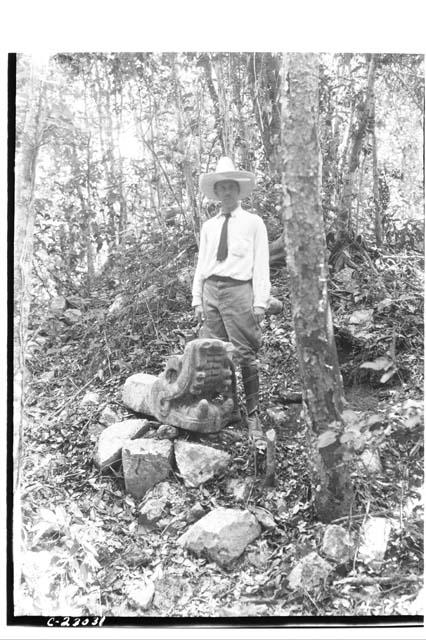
281, 53, 352, 522
337, 55, 376, 241
371, 97, 383, 246
14, 53, 48, 603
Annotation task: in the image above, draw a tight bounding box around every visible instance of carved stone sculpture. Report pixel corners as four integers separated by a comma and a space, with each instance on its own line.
122, 338, 236, 433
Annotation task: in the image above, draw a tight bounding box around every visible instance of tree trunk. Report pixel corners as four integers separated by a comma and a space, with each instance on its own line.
371, 97, 383, 247
338, 55, 376, 241
213, 54, 232, 155
14, 53, 48, 606
197, 53, 226, 154
281, 53, 353, 522
355, 152, 367, 236
248, 53, 282, 178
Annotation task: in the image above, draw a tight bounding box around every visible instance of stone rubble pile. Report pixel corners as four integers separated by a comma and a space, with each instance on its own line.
93, 418, 231, 494
90, 369, 396, 589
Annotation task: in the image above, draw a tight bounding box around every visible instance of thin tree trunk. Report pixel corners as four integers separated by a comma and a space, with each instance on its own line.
338, 55, 376, 241
172, 55, 199, 231
248, 53, 282, 178
14, 53, 48, 608
281, 53, 352, 522
371, 98, 383, 247
197, 53, 226, 154
213, 54, 232, 155
94, 57, 117, 249
355, 153, 366, 236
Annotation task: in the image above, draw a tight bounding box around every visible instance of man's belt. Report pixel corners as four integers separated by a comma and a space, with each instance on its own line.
206, 275, 251, 285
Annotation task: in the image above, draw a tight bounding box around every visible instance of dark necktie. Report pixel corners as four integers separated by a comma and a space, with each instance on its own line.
216, 213, 231, 262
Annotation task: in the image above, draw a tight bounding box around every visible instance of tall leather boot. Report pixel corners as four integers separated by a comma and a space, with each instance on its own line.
241, 362, 265, 448
225, 361, 242, 426
241, 362, 259, 415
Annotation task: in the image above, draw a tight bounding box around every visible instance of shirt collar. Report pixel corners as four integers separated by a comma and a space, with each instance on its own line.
215, 203, 242, 218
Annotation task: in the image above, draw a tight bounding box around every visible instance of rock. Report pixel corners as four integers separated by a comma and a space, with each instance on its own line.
321, 524, 354, 564
226, 478, 252, 502
81, 391, 100, 407
185, 502, 206, 524
108, 294, 127, 316
253, 507, 276, 530
156, 424, 179, 440
126, 577, 155, 610
359, 448, 382, 474
122, 372, 158, 415
287, 551, 333, 593
174, 441, 230, 487
122, 438, 173, 498
358, 517, 392, 568
50, 296, 66, 314
178, 507, 261, 567
93, 419, 151, 469
99, 406, 119, 426
139, 497, 167, 526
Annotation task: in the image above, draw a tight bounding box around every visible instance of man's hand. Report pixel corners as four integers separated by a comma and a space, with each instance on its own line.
253, 306, 265, 323
194, 305, 204, 323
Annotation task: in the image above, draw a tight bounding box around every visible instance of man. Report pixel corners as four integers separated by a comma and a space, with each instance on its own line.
192, 157, 271, 444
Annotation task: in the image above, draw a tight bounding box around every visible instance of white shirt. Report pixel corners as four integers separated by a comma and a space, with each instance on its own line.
191, 204, 271, 308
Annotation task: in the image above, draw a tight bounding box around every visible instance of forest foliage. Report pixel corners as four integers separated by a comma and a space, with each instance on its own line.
14, 51, 424, 618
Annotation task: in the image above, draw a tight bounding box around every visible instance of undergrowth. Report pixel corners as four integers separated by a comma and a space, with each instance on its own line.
19, 233, 424, 618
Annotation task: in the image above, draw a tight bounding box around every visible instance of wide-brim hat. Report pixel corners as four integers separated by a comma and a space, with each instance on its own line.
200, 157, 256, 201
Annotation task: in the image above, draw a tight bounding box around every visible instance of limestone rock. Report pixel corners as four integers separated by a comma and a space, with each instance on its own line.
156, 424, 179, 440
287, 551, 332, 593
139, 497, 167, 526
99, 406, 119, 426
178, 507, 261, 567
253, 507, 276, 530
174, 441, 230, 487
122, 372, 158, 415
321, 524, 354, 564
93, 419, 150, 469
81, 391, 100, 407
358, 517, 392, 568
126, 577, 155, 610
122, 438, 173, 498
359, 448, 382, 474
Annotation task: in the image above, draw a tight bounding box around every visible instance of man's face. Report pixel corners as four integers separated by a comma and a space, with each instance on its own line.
214, 180, 240, 212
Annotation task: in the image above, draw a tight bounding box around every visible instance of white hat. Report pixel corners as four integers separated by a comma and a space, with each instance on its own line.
199, 157, 256, 201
